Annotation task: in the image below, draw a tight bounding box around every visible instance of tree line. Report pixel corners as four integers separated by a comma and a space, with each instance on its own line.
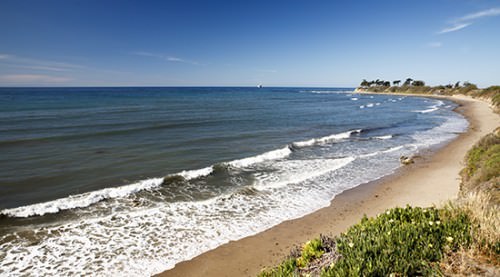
360, 78, 477, 89
360, 78, 425, 88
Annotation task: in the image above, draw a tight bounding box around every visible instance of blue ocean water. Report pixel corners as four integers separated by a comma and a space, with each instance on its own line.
0, 87, 467, 276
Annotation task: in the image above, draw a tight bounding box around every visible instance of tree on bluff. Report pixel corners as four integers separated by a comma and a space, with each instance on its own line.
412, 80, 425, 87
403, 78, 413, 86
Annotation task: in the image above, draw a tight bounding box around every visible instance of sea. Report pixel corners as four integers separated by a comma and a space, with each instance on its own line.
0, 87, 468, 276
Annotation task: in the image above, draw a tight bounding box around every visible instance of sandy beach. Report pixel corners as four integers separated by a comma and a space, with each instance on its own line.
158, 94, 499, 277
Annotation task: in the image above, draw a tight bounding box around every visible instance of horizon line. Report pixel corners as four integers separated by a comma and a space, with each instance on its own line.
0, 85, 357, 89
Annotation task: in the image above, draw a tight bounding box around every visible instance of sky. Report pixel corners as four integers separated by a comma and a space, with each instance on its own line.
0, 0, 499, 87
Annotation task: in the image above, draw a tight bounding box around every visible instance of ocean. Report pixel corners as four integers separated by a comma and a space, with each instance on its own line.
0, 87, 467, 276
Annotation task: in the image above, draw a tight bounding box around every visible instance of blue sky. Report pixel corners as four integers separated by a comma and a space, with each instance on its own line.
0, 0, 499, 87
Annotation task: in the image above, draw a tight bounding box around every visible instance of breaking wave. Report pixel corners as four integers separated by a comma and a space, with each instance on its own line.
292, 129, 361, 148
0, 129, 362, 218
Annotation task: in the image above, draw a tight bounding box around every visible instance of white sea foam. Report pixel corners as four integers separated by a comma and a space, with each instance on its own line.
0, 178, 164, 218
0, 155, 362, 277
366, 103, 374, 108
351, 97, 358, 101
418, 107, 439, 113
254, 157, 355, 190
0, 146, 293, 218
412, 115, 468, 147
360, 105, 365, 109
1, 128, 361, 219
415, 100, 444, 113
0, 129, 356, 218
0, 125, 459, 277
228, 146, 292, 168
359, 145, 406, 158
178, 166, 214, 180
292, 129, 361, 148
374, 135, 392, 140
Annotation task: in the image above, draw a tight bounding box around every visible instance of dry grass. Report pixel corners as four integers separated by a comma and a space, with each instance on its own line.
441, 132, 500, 276
456, 192, 499, 257
440, 249, 499, 276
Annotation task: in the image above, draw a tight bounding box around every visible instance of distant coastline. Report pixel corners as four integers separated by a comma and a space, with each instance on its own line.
354, 78, 500, 112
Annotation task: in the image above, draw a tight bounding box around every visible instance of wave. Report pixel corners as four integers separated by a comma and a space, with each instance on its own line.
411, 115, 468, 146
374, 135, 393, 140
361, 102, 380, 108
0, 178, 164, 218
292, 129, 361, 148
351, 97, 358, 101
0, 129, 363, 218
417, 107, 439, 113
253, 157, 355, 190
0, 148, 292, 218
415, 100, 444, 113
178, 166, 214, 180
359, 145, 405, 158
228, 146, 292, 168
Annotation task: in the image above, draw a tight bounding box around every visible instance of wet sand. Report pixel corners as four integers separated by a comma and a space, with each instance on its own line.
157, 94, 499, 277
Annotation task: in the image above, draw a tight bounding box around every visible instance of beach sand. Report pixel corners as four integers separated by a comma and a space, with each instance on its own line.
157, 95, 499, 277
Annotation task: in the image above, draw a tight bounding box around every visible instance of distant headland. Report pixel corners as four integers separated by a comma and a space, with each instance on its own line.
355, 78, 500, 112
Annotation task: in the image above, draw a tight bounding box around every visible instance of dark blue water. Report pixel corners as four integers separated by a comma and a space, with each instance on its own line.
0, 87, 467, 275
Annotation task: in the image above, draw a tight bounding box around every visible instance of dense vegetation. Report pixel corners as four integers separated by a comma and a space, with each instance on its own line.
357, 79, 500, 112
259, 129, 500, 276
259, 206, 476, 277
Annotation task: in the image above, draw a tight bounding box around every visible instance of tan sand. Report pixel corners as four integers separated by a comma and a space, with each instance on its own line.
158, 95, 499, 277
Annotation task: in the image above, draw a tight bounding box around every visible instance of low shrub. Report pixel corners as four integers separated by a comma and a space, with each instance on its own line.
323, 206, 471, 276
259, 238, 326, 277
461, 131, 500, 193
259, 206, 473, 277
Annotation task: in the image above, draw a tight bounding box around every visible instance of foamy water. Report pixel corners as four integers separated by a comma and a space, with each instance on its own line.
0, 88, 468, 276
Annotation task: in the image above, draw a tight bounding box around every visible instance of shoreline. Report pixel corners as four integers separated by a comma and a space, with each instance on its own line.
158, 94, 499, 277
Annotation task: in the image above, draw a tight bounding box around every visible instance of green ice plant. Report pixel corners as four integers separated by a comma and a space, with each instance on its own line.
323, 206, 472, 276
259, 206, 473, 277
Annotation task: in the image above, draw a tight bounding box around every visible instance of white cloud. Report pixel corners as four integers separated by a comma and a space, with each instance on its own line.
438, 7, 500, 34
438, 22, 471, 34
426, 42, 443, 48
166, 57, 183, 62
0, 74, 72, 84
459, 7, 500, 21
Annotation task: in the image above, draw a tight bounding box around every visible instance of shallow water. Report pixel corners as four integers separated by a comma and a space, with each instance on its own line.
0, 87, 467, 276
